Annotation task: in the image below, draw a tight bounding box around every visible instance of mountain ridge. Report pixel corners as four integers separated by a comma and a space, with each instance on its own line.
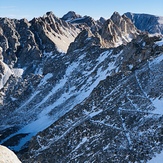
0, 11, 163, 162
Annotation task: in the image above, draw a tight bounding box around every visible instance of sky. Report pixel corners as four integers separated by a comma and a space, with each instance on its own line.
0, 0, 163, 20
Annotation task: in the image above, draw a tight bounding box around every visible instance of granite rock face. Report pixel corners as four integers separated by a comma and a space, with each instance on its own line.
0, 11, 163, 163
0, 145, 21, 163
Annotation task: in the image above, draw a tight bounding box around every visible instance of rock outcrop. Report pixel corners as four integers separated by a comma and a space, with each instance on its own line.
0, 145, 21, 163
100, 12, 140, 48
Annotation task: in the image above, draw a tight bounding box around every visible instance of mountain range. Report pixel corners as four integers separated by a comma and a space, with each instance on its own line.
0, 11, 163, 162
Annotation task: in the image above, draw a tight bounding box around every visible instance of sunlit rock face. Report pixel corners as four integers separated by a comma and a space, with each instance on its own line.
0, 145, 21, 163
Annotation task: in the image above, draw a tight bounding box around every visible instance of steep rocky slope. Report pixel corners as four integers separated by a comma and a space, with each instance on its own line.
20, 32, 163, 163
125, 12, 163, 34
0, 11, 163, 162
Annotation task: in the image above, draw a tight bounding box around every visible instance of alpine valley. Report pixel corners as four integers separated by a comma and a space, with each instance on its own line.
0, 11, 163, 163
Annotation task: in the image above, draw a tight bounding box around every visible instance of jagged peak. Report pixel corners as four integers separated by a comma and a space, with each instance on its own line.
99, 11, 140, 48
110, 11, 121, 22
99, 17, 106, 24
61, 11, 82, 21
45, 11, 55, 17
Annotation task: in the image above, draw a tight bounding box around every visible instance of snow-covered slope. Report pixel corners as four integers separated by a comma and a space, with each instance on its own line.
20, 35, 163, 162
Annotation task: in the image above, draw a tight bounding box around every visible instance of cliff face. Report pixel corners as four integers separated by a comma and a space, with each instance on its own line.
0, 11, 163, 163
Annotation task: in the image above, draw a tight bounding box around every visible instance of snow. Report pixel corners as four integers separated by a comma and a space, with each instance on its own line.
13, 68, 24, 77
1, 49, 121, 151
151, 98, 163, 114
89, 109, 103, 118
70, 17, 86, 23
148, 150, 163, 163
0, 61, 13, 89
73, 137, 87, 151
142, 42, 146, 46
155, 38, 163, 46
0, 145, 21, 163
128, 64, 133, 70
158, 17, 163, 24
150, 54, 163, 65
0, 62, 24, 89
38, 73, 53, 87
96, 50, 112, 62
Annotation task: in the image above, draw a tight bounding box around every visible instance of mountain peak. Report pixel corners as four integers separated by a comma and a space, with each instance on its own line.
100, 12, 139, 48
61, 11, 82, 21
111, 11, 121, 19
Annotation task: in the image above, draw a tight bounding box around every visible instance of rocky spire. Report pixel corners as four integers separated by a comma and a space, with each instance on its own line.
100, 11, 140, 48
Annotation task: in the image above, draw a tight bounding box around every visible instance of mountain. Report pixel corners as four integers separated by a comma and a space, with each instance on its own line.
61, 11, 82, 22
0, 11, 163, 162
125, 12, 163, 34
0, 145, 21, 163
100, 12, 140, 48
20, 32, 163, 163
0, 11, 79, 68
62, 11, 105, 33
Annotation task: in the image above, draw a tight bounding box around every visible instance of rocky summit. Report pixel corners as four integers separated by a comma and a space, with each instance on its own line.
0, 11, 163, 163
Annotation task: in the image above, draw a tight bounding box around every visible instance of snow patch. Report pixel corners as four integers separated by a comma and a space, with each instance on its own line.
148, 150, 163, 163
0, 62, 13, 89
150, 54, 163, 65
38, 73, 53, 87
13, 68, 24, 77
74, 137, 87, 151
158, 17, 163, 24
128, 64, 133, 70
151, 98, 163, 114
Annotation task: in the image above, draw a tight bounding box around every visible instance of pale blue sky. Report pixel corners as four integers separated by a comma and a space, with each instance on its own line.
0, 0, 163, 20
